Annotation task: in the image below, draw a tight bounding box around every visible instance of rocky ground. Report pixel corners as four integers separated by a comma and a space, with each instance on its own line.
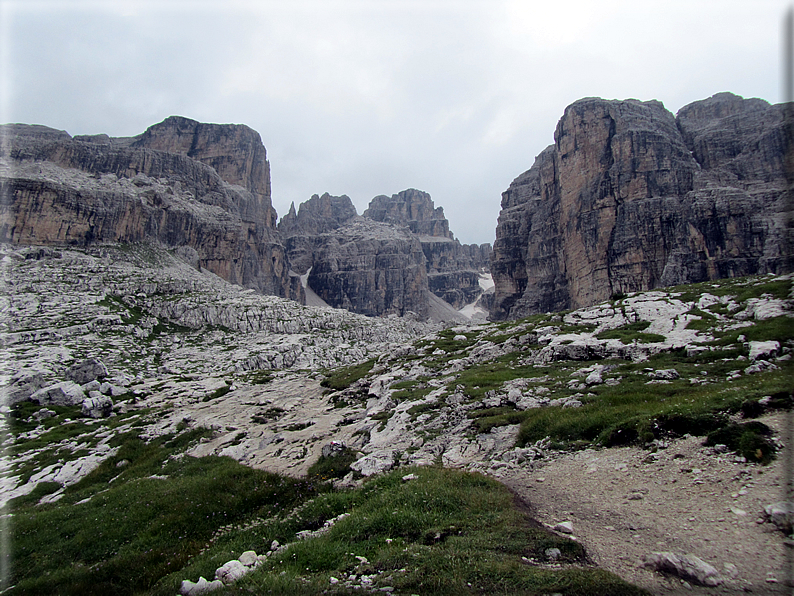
502, 412, 794, 595
3, 242, 793, 594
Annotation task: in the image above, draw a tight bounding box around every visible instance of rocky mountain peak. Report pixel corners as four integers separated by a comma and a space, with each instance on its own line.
278, 192, 358, 238
491, 93, 788, 320
0, 117, 299, 300
132, 116, 276, 227
364, 188, 452, 239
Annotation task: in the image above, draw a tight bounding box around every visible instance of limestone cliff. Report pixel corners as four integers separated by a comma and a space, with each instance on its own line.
279, 189, 489, 318
0, 117, 301, 300
364, 189, 492, 309
307, 217, 429, 318
277, 193, 358, 275
491, 93, 790, 320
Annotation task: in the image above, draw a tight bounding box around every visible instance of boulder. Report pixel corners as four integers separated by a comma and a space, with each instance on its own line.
179, 577, 223, 595
238, 550, 259, 567
350, 451, 396, 476
30, 381, 86, 406
764, 501, 794, 535
649, 369, 680, 381
641, 552, 723, 586
748, 340, 780, 361
66, 358, 108, 385
81, 395, 113, 418
5, 370, 47, 405
321, 441, 347, 458
215, 559, 249, 584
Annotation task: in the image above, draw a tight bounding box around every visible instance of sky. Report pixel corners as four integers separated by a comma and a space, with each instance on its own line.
0, 0, 790, 245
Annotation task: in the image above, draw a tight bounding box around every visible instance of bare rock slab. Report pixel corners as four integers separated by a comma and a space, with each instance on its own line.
642, 552, 724, 586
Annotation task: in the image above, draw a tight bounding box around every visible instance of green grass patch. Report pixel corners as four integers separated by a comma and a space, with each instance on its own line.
705, 421, 777, 464
391, 379, 433, 403
468, 407, 531, 434
596, 321, 666, 344
517, 356, 794, 452
202, 385, 231, 402
685, 307, 717, 331
222, 467, 647, 596
320, 359, 376, 391
9, 439, 318, 596
306, 447, 358, 481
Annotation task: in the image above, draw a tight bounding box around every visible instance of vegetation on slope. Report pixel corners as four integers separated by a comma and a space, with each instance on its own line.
6, 273, 793, 595
6, 427, 645, 595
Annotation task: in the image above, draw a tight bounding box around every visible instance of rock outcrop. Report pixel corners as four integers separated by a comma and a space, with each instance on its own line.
278, 193, 358, 274
364, 189, 492, 309
491, 93, 790, 320
278, 189, 490, 318
0, 117, 301, 300
307, 217, 430, 318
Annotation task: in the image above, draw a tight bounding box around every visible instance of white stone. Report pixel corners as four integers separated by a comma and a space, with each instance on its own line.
30, 381, 86, 406
748, 340, 780, 361
179, 576, 224, 595
238, 551, 259, 567
554, 521, 574, 534
641, 552, 723, 587
350, 451, 395, 476
764, 501, 794, 534
215, 559, 249, 584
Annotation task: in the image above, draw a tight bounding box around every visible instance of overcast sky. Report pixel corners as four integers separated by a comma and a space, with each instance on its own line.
1, 0, 789, 245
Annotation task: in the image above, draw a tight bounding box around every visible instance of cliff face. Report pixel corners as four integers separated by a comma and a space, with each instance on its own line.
279, 189, 490, 317
491, 93, 789, 320
278, 193, 358, 275
0, 117, 301, 300
364, 189, 492, 309
307, 217, 429, 318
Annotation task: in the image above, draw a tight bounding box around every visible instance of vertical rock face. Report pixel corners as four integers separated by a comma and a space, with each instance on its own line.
491, 93, 789, 320
364, 189, 452, 238
0, 117, 301, 300
307, 217, 429, 318
278, 193, 358, 275
132, 116, 277, 227
364, 189, 492, 309
282, 188, 490, 318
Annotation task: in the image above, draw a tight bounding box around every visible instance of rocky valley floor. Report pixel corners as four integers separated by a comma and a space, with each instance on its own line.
2, 242, 793, 595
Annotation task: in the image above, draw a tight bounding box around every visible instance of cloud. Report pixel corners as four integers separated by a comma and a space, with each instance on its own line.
2, 0, 789, 244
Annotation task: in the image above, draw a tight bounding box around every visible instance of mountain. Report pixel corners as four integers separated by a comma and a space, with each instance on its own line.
279, 189, 491, 319
0, 116, 302, 301
490, 92, 790, 320
364, 189, 492, 309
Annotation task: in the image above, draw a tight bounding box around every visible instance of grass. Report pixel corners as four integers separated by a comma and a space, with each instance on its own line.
517, 355, 793, 456
596, 321, 666, 344
306, 447, 358, 481
195, 467, 647, 596
8, 431, 319, 596
7, 456, 648, 596
320, 359, 376, 391
467, 407, 532, 434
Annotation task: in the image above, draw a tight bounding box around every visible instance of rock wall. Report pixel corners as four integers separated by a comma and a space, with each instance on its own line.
278, 193, 358, 275
364, 189, 492, 309
0, 118, 301, 300
307, 217, 429, 318
491, 93, 790, 320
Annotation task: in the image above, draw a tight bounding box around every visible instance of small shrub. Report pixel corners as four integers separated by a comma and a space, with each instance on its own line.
706, 421, 776, 464
306, 447, 358, 480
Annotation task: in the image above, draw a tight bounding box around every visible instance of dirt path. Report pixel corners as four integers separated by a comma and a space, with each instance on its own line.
502, 412, 794, 595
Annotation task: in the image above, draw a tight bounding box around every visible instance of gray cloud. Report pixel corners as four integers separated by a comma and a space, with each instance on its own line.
2, 0, 787, 244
